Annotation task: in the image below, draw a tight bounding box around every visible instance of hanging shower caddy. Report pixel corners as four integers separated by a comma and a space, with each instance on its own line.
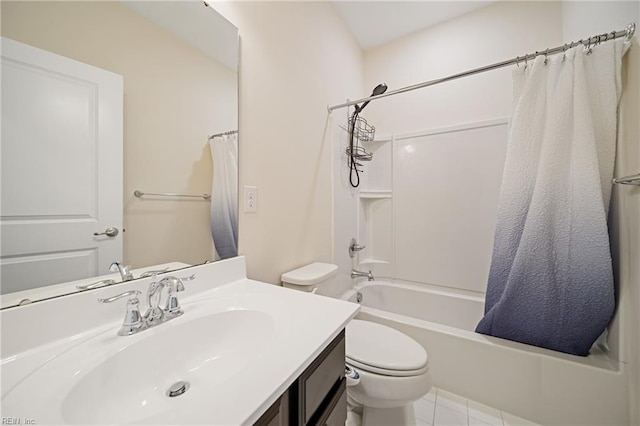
344, 111, 377, 188
346, 115, 376, 162
341, 84, 388, 187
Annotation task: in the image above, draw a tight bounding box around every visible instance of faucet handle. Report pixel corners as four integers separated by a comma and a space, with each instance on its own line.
349, 238, 366, 259
159, 276, 188, 318
144, 280, 166, 326
98, 289, 140, 304
98, 290, 144, 336
77, 278, 117, 290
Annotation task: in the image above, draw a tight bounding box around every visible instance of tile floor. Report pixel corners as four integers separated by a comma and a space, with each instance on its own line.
413, 388, 540, 426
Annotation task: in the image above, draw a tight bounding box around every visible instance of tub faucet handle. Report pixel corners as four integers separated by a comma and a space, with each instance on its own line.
349, 238, 366, 259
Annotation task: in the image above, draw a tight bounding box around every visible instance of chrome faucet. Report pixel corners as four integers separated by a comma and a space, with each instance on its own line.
98, 290, 144, 336
99, 274, 193, 336
351, 269, 374, 281
110, 261, 134, 282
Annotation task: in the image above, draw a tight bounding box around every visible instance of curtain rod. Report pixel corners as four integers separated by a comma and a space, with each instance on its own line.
328, 22, 636, 112
208, 129, 238, 140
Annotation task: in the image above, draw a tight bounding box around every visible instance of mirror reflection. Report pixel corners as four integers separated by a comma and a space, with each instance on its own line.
0, 1, 239, 309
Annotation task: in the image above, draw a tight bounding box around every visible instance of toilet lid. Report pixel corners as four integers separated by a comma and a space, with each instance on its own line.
346, 320, 428, 376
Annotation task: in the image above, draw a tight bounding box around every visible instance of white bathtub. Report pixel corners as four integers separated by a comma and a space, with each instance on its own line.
344, 281, 484, 331
341, 281, 628, 426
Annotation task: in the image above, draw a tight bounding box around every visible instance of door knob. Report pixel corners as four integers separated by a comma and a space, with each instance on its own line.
94, 227, 119, 237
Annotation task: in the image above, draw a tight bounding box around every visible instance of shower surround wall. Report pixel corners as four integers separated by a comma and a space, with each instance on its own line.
334, 0, 639, 423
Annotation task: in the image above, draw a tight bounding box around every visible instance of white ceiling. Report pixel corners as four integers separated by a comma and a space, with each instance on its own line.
332, 1, 496, 50
121, 1, 238, 71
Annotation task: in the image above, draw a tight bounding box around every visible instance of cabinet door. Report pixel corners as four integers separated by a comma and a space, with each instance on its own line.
318, 380, 347, 426
255, 391, 289, 426
297, 331, 346, 425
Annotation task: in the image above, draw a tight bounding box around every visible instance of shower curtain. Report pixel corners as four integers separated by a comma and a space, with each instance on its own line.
476, 39, 630, 356
209, 133, 238, 259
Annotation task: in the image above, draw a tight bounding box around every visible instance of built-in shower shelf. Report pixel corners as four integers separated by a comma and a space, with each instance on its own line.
359, 258, 389, 267
363, 136, 392, 144
363, 138, 393, 145
359, 190, 392, 199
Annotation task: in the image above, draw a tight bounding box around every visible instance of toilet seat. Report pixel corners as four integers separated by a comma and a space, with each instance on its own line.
346, 357, 428, 377
346, 320, 428, 377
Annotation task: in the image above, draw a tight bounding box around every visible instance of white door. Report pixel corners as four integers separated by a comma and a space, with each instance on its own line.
1, 37, 123, 294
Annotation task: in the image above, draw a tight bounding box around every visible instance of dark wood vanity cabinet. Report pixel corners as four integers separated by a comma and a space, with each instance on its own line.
254, 393, 290, 426
294, 330, 346, 426
255, 330, 346, 426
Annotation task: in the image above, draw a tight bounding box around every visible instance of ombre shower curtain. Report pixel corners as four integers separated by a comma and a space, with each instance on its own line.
476, 39, 630, 356
209, 133, 238, 259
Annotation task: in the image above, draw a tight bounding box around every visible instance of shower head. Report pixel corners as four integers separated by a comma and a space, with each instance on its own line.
355, 83, 387, 113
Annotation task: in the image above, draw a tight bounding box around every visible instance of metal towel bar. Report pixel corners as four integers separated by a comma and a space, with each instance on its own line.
134, 190, 211, 200
613, 173, 640, 186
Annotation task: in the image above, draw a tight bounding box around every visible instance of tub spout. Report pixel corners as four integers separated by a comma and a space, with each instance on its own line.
351, 269, 374, 281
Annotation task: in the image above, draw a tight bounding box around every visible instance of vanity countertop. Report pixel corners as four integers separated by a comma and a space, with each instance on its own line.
0, 257, 359, 425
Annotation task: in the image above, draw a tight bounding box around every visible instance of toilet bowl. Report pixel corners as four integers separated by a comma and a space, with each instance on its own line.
346, 319, 432, 426
281, 264, 432, 425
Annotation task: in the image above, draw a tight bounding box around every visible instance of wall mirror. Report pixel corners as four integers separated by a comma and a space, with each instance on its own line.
0, 1, 239, 309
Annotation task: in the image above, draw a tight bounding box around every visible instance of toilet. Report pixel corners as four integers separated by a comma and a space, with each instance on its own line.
346, 319, 431, 426
282, 263, 432, 426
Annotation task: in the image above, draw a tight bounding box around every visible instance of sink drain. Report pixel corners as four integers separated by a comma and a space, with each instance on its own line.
166, 381, 190, 397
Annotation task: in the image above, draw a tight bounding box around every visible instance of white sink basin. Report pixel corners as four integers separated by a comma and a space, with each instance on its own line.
63, 310, 274, 424
1, 271, 359, 425
3, 300, 276, 424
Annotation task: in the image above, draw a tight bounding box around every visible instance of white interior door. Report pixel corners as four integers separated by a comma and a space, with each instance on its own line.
1, 37, 123, 294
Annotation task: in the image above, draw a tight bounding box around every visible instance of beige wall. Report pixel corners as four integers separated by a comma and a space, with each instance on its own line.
213, 1, 363, 284
362, 1, 563, 135
1, 1, 237, 269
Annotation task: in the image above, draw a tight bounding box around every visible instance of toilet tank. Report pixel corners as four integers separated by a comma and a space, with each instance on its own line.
281, 263, 338, 296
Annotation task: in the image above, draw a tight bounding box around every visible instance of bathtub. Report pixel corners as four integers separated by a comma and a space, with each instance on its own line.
340, 281, 628, 426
